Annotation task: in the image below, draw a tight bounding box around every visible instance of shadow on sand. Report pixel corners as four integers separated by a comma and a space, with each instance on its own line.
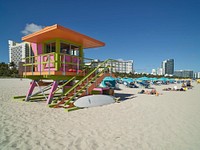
114, 93, 137, 101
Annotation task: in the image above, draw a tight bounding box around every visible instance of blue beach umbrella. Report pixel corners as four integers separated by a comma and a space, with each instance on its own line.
152, 78, 158, 81
136, 76, 150, 81
168, 78, 175, 83
100, 76, 116, 88
158, 77, 170, 84
122, 78, 135, 83
158, 77, 167, 81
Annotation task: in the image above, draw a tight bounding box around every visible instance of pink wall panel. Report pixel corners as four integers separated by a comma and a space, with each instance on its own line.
31, 43, 37, 55
38, 44, 43, 54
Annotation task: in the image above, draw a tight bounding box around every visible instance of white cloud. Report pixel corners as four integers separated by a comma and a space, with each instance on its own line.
21, 23, 44, 35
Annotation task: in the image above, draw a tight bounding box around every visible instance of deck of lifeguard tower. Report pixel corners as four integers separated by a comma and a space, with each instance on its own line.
15, 24, 117, 110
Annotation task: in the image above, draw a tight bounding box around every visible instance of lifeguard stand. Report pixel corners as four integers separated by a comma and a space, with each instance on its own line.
17, 24, 116, 109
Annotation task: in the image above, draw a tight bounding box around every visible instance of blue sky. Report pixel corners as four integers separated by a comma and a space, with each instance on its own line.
0, 0, 200, 73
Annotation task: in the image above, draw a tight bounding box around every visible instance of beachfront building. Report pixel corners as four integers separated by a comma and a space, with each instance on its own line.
194, 72, 200, 79
108, 59, 134, 73
174, 70, 194, 78
157, 67, 164, 75
85, 59, 134, 74
151, 68, 164, 75
151, 69, 157, 75
84, 59, 101, 67
8, 40, 33, 68
162, 59, 174, 75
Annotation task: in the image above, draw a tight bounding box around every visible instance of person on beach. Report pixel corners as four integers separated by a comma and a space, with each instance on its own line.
182, 82, 186, 88
138, 89, 159, 96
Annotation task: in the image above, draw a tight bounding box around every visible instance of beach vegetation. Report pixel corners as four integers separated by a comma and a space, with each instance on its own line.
114, 72, 165, 79
114, 72, 190, 79
0, 62, 18, 77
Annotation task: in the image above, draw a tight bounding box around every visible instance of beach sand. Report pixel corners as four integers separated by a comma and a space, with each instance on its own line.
0, 78, 200, 150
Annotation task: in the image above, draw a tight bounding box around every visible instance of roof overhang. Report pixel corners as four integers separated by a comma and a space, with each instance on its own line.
22, 24, 105, 49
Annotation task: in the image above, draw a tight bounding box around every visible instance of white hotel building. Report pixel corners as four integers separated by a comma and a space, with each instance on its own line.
86, 59, 134, 74
107, 59, 134, 73
8, 40, 32, 68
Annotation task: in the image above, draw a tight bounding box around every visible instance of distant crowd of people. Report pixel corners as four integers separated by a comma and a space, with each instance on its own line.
137, 81, 193, 96
163, 81, 193, 91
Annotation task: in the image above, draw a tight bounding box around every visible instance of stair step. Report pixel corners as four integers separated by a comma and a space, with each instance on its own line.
58, 104, 65, 107
67, 96, 73, 99
76, 93, 83, 96
77, 89, 85, 92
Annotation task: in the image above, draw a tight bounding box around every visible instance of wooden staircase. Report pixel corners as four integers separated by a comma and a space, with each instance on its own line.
51, 71, 111, 108
49, 59, 117, 109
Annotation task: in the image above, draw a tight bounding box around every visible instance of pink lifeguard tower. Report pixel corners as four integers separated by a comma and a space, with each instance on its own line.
15, 24, 115, 110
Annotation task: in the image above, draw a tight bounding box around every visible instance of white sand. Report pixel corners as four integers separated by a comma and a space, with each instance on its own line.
0, 78, 200, 150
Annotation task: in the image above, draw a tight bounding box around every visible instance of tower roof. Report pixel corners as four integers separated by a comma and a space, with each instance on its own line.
22, 24, 105, 48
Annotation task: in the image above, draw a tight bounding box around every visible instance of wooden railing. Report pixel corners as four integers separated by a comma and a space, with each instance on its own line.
22, 52, 95, 76
61, 59, 118, 104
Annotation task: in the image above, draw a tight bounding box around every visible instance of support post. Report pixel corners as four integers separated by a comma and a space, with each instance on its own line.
46, 81, 58, 104
25, 80, 36, 101
86, 78, 88, 95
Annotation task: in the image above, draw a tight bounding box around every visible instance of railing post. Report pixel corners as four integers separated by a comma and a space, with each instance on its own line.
95, 69, 97, 86
31, 56, 33, 75
76, 58, 79, 75
74, 78, 76, 97
63, 54, 66, 75
48, 54, 50, 75
40, 56, 41, 75
86, 78, 88, 95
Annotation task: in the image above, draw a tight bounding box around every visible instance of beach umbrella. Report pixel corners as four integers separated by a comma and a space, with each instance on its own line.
168, 79, 175, 83
121, 78, 136, 87
136, 76, 149, 81
100, 76, 116, 88
158, 77, 169, 84
115, 77, 122, 82
150, 78, 158, 81
158, 77, 168, 81
122, 78, 134, 83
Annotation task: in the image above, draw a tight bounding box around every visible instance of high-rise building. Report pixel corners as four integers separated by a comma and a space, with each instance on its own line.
174, 70, 194, 78
162, 59, 174, 75
8, 40, 32, 68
